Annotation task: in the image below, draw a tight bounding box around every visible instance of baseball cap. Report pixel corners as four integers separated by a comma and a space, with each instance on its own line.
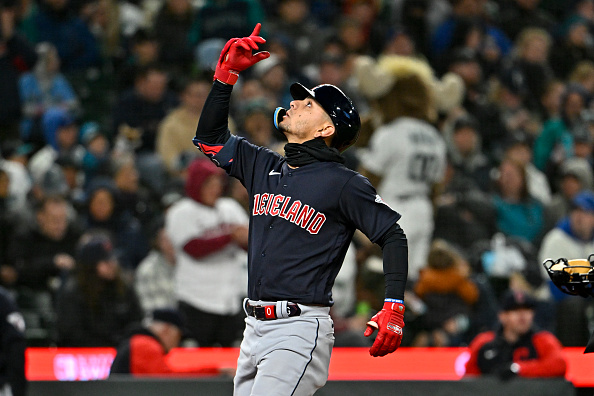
572, 190, 594, 213
76, 234, 115, 266
452, 114, 478, 132
500, 290, 536, 311
150, 308, 191, 336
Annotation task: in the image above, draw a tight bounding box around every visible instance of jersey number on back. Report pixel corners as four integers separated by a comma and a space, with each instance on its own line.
408, 153, 439, 182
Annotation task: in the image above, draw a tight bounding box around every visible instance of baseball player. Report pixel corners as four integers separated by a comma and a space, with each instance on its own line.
192, 24, 409, 396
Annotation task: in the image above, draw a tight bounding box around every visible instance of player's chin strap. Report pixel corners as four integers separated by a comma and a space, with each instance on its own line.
274, 107, 286, 130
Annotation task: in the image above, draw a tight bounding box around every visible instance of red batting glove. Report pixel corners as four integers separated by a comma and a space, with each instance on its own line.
214, 23, 270, 85
364, 300, 405, 357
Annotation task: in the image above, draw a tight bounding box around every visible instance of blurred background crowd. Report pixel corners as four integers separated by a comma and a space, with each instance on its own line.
1, 0, 594, 352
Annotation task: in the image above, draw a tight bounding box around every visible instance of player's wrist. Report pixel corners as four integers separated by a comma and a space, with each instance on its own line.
382, 300, 405, 314
214, 65, 239, 85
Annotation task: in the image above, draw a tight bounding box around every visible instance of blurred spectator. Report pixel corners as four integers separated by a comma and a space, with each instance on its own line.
430, 0, 512, 74
165, 158, 248, 347
538, 190, 594, 346
55, 153, 85, 204
568, 60, 594, 95
251, 54, 292, 107
18, 42, 80, 144
28, 108, 84, 184
116, 29, 160, 93
134, 218, 176, 315
111, 153, 158, 229
152, 0, 194, 76
544, 157, 594, 230
28, 0, 101, 73
502, 133, 552, 205
412, 240, 480, 347
538, 79, 565, 122
341, 0, 391, 57
6, 195, 80, 345
0, 286, 26, 396
501, 27, 555, 116
112, 63, 178, 153
533, 83, 590, 173
0, 169, 17, 284
27, 162, 70, 207
111, 63, 177, 193
0, 4, 38, 142
156, 77, 210, 176
389, 0, 448, 56
56, 232, 143, 346
264, 0, 325, 71
447, 49, 508, 156
550, 15, 594, 79
83, 0, 122, 67
381, 27, 420, 57
236, 97, 283, 152
188, 0, 265, 44
443, 114, 493, 192
498, 0, 557, 41
79, 177, 149, 273
0, 140, 33, 215
465, 289, 567, 379
109, 307, 228, 376
490, 157, 545, 245
79, 121, 111, 186
7, 195, 80, 293
335, 15, 370, 56
305, 52, 368, 117
572, 117, 594, 164
433, 156, 496, 251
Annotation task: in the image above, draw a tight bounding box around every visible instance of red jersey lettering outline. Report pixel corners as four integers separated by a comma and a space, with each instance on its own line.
307, 213, 326, 234
253, 194, 326, 233
259, 193, 269, 215
279, 196, 292, 219
295, 205, 315, 228
269, 195, 284, 216
253, 194, 261, 216
285, 201, 302, 222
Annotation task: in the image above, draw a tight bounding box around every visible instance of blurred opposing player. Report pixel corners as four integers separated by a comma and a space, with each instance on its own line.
356, 56, 447, 281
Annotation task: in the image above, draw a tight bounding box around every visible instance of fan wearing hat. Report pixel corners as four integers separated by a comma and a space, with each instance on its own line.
55, 233, 143, 347
465, 290, 566, 379
110, 308, 224, 375
192, 23, 409, 396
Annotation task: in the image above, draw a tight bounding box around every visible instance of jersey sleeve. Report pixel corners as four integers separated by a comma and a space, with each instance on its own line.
338, 173, 401, 244
517, 332, 567, 378
196, 134, 282, 192
359, 127, 395, 176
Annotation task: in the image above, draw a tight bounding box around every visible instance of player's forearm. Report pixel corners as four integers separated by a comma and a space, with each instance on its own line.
379, 223, 408, 300
194, 80, 233, 145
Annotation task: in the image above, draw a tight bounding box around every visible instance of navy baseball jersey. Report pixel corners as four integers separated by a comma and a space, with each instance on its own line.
194, 134, 401, 306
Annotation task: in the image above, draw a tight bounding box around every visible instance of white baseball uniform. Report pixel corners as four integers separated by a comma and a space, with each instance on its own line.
360, 116, 447, 281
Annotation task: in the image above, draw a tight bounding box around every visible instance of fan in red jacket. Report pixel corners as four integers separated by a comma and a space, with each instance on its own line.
109, 308, 220, 376
465, 290, 567, 380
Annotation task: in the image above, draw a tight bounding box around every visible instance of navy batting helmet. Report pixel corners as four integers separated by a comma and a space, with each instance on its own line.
274, 83, 361, 152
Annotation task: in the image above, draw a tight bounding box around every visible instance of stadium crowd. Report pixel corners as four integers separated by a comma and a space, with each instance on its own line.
1, 0, 594, 354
